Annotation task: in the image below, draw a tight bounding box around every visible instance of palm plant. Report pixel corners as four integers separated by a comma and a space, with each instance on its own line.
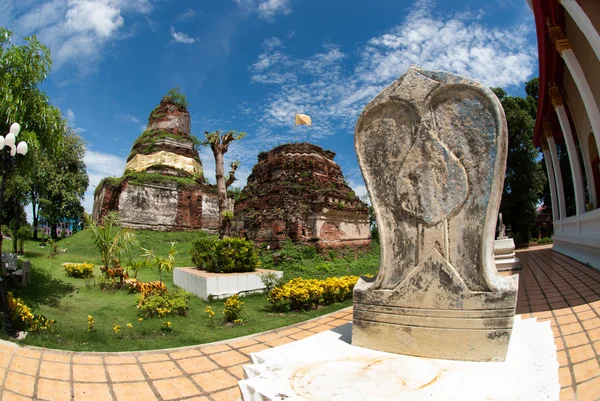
141, 242, 177, 286
87, 212, 136, 272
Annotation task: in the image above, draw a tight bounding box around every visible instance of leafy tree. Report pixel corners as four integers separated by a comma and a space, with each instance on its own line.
38, 131, 89, 239
492, 78, 546, 244
86, 212, 136, 272
0, 28, 63, 149
202, 130, 246, 239
0, 28, 70, 246
360, 195, 378, 242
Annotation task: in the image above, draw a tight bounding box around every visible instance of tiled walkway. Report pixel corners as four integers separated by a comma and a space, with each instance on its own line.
0, 245, 599, 401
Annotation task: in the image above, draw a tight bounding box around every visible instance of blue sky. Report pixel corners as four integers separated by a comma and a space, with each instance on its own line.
1, 0, 538, 214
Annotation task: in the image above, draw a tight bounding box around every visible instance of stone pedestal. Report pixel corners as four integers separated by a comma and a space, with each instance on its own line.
238, 317, 559, 401
494, 238, 521, 273
353, 67, 517, 361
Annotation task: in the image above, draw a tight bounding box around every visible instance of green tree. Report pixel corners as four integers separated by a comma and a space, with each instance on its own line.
38, 131, 89, 239
202, 130, 246, 239
0, 28, 63, 149
0, 28, 70, 246
492, 78, 546, 244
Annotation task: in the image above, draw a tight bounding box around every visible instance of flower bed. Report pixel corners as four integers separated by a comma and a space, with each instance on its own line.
63, 262, 94, 278
268, 276, 360, 310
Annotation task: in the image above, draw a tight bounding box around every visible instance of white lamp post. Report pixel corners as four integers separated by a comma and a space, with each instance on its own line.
0, 122, 28, 338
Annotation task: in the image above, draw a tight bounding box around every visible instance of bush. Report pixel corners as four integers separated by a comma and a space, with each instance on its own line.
260, 272, 285, 293
137, 289, 191, 318
191, 237, 259, 273
268, 276, 360, 310
7, 292, 55, 333
17, 225, 32, 254
190, 237, 217, 270
537, 237, 553, 245
223, 294, 245, 323
64, 262, 94, 278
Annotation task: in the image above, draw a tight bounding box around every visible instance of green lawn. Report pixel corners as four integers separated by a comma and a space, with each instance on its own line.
1, 230, 378, 352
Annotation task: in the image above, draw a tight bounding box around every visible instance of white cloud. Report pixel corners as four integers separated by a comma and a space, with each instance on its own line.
258, 0, 291, 20
170, 25, 196, 44
246, 0, 536, 144
65, 108, 86, 133
233, 0, 291, 21
82, 149, 127, 213
65, 1, 124, 38
9, 0, 154, 69
120, 113, 140, 124
176, 8, 195, 21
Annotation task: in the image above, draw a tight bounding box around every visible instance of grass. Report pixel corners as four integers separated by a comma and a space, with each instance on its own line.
1, 230, 379, 352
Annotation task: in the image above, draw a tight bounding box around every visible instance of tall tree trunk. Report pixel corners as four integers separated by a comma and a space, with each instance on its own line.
31, 195, 38, 240
214, 150, 227, 239
51, 223, 58, 240
12, 203, 18, 254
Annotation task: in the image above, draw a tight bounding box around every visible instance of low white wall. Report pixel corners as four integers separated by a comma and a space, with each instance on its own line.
553, 208, 600, 271
173, 268, 283, 300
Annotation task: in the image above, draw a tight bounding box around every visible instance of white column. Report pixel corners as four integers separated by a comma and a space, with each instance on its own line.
548, 26, 600, 162
562, 49, 600, 153
579, 133, 598, 208
545, 130, 568, 220
542, 143, 560, 222
559, 0, 600, 62
552, 100, 587, 215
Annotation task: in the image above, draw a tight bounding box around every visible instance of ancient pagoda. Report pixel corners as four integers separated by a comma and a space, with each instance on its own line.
234, 143, 371, 250
92, 95, 221, 231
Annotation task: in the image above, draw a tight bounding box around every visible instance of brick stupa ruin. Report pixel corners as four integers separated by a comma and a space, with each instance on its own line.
234, 143, 371, 249
92, 96, 222, 231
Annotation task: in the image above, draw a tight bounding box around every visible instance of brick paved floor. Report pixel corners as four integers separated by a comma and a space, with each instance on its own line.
0, 245, 599, 401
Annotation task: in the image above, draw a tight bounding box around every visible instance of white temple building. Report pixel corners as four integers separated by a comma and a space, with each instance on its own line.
529, 0, 600, 270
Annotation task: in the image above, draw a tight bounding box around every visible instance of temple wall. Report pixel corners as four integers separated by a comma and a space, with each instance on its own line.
118, 182, 180, 230
309, 210, 371, 241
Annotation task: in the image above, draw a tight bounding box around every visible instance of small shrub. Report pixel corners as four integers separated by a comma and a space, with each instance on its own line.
7, 292, 56, 333
97, 276, 120, 291
161, 321, 172, 332
205, 306, 216, 327
47, 239, 59, 255
191, 237, 259, 273
64, 262, 94, 278
537, 237, 553, 245
137, 289, 191, 318
268, 276, 360, 310
190, 237, 217, 270
17, 225, 32, 254
260, 272, 285, 293
223, 294, 245, 323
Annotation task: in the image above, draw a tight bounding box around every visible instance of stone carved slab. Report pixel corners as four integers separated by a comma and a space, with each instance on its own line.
353, 67, 518, 361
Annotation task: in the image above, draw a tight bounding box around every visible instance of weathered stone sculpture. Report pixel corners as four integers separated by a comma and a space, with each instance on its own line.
353, 67, 518, 361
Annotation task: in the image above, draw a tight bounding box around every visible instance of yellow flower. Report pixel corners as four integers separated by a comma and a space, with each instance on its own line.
112, 324, 121, 334
126, 323, 133, 329
204, 306, 215, 318
137, 318, 143, 322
